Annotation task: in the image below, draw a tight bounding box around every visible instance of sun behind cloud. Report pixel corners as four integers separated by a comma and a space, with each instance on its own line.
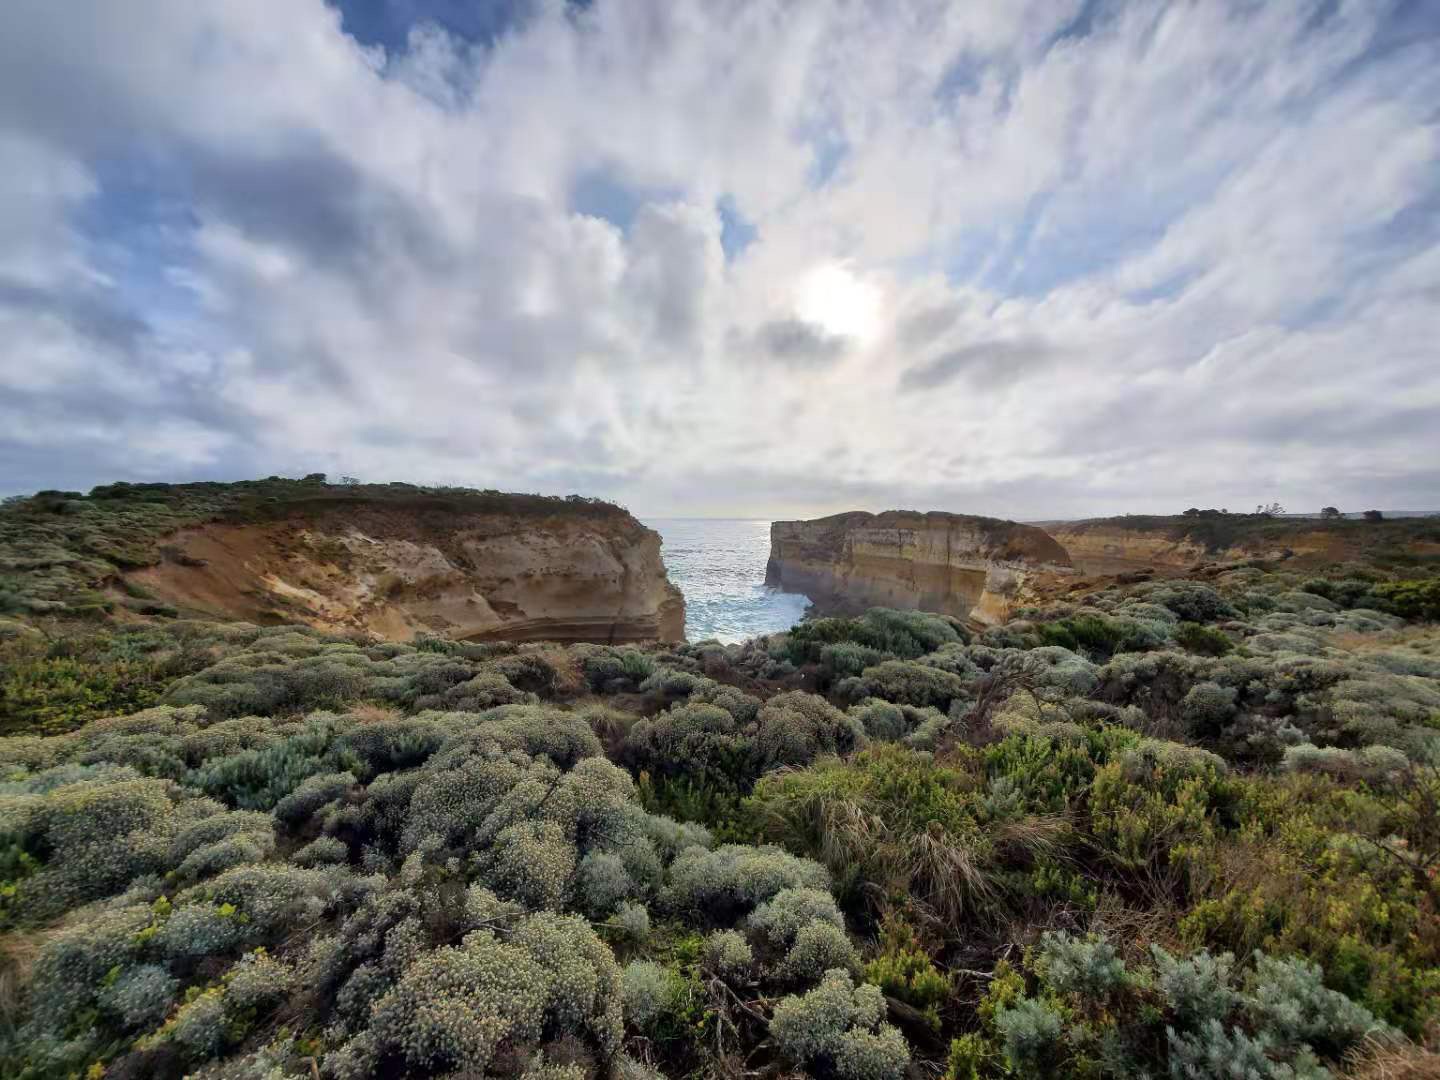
794, 261, 883, 345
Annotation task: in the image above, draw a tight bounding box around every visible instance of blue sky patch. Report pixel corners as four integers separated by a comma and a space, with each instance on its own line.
717, 195, 757, 261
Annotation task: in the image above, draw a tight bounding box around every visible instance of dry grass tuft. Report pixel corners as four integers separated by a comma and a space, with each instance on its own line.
1343, 1035, 1440, 1079
534, 645, 586, 697
0, 930, 42, 1032
1088, 891, 1186, 967
346, 701, 402, 724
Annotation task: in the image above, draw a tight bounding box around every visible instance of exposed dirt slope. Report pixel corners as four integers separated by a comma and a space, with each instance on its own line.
125, 498, 684, 644
766, 510, 1073, 626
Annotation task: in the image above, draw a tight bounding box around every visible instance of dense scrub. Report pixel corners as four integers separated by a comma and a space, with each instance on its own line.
1, 552, 1438, 1078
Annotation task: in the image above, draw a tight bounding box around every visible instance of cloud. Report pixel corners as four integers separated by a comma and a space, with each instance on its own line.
899, 338, 1055, 392
0, 0, 1436, 518
750, 319, 848, 367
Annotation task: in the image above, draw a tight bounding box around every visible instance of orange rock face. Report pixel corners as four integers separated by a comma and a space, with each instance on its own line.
127, 504, 684, 644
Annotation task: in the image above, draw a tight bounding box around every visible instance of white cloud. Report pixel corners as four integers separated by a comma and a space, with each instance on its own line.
0, 0, 1436, 516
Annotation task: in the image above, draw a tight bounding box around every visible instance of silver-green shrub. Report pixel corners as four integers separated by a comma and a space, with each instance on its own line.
780, 921, 860, 983
770, 969, 908, 1080
621, 960, 685, 1030
1244, 954, 1385, 1053
369, 932, 547, 1073
292, 835, 349, 866
481, 820, 576, 910
663, 843, 830, 922
755, 691, 866, 771
608, 901, 651, 944
748, 886, 845, 947
98, 963, 179, 1030
272, 770, 355, 824
995, 997, 1065, 1074
1036, 931, 1129, 996
1152, 946, 1240, 1027
576, 849, 636, 917
703, 929, 753, 981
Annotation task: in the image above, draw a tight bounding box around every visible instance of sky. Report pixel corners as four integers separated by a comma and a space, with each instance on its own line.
1, 0, 1437, 519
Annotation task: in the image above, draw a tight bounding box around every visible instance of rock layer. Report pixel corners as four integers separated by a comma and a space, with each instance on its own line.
766, 510, 1073, 627
1049, 517, 1440, 575
1044, 525, 1213, 575
129, 501, 684, 644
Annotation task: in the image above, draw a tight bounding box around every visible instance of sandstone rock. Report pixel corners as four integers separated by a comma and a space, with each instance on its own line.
127, 502, 684, 644
1048, 517, 1440, 575
765, 510, 1073, 627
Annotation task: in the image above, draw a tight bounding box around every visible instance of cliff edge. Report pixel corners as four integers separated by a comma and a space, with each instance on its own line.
766, 510, 1073, 627
1049, 515, 1440, 575
1, 477, 684, 644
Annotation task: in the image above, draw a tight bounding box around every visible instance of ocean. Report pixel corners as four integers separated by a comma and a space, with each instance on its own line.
644, 518, 811, 644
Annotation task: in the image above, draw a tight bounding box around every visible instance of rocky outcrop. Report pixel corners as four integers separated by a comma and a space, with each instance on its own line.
765, 511, 1073, 627
128, 497, 684, 644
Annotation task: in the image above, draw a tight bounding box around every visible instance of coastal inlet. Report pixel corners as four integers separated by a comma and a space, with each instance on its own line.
646, 518, 810, 644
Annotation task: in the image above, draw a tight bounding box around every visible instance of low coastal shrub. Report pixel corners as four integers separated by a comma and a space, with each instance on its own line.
2, 521, 1439, 1079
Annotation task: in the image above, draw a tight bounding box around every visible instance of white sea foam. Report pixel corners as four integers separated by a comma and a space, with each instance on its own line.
645, 518, 810, 644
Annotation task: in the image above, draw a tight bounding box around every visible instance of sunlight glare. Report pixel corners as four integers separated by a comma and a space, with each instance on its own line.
795, 261, 882, 343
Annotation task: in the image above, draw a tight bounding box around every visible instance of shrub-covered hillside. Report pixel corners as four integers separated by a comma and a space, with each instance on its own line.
1, 557, 1438, 1079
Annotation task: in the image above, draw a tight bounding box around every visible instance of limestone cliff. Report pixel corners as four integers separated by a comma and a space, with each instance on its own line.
1049, 516, 1440, 575
1044, 524, 1214, 575
123, 489, 684, 644
766, 510, 1073, 627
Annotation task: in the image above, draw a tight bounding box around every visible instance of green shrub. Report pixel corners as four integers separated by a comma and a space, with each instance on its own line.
837, 660, 973, 710
770, 969, 909, 1080
703, 929, 753, 981
1035, 615, 1128, 659
785, 608, 962, 670
621, 960, 686, 1030
995, 998, 1065, 1074
1175, 621, 1235, 656
0, 631, 177, 735
1374, 579, 1440, 621
1152, 946, 1240, 1027
663, 843, 830, 924
754, 691, 865, 771
863, 917, 947, 1029
747, 744, 1003, 925
781, 921, 861, 982
748, 886, 845, 947
1033, 931, 1128, 997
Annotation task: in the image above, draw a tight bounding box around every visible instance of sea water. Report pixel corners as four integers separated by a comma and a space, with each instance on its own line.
644, 518, 810, 644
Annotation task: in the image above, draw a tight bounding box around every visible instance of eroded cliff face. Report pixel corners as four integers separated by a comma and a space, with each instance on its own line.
1045, 525, 1214, 575
766, 511, 1073, 627
1049, 518, 1440, 575
127, 502, 685, 644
